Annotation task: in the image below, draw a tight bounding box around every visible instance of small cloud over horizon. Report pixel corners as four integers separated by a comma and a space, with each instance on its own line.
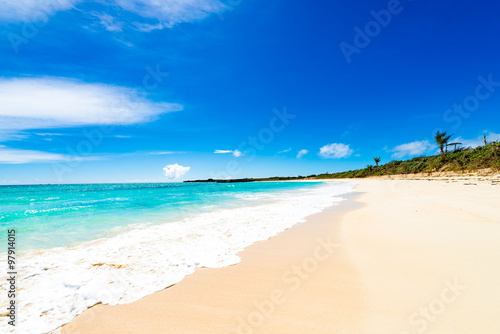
390, 140, 433, 159
318, 143, 353, 159
214, 149, 243, 157
296, 149, 308, 159
163, 163, 190, 180
146, 151, 177, 155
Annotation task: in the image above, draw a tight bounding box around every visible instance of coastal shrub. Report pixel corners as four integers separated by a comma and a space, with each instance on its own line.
309, 142, 500, 179
202, 142, 500, 183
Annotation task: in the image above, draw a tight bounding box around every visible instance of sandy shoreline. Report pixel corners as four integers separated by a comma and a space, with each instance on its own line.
62, 178, 500, 333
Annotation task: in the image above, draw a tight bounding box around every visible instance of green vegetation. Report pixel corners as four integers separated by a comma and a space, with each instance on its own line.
186, 137, 500, 183
310, 141, 500, 180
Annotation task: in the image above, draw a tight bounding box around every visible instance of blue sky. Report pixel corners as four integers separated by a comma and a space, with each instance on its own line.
0, 0, 499, 184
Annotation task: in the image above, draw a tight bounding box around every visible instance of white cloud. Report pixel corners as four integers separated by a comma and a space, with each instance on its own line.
0, 77, 182, 133
296, 149, 308, 159
115, 0, 226, 31
163, 163, 190, 180
93, 150, 179, 158
0, 0, 225, 30
318, 143, 353, 159
0, 131, 28, 142
146, 151, 176, 155
214, 149, 243, 157
0, 145, 69, 164
391, 140, 433, 159
278, 148, 292, 154
34, 132, 64, 136
0, 146, 182, 165
90, 12, 123, 32
0, 0, 78, 22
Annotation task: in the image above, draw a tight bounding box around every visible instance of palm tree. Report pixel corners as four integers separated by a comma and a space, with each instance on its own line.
435, 131, 453, 156
484, 134, 488, 146
374, 157, 381, 167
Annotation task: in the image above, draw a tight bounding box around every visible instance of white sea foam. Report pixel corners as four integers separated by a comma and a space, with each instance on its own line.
0, 182, 354, 333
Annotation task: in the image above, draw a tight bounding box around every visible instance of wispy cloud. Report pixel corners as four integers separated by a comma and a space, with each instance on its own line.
277, 148, 292, 154
390, 140, 433, 159
80, 150, 181, 160
296, 149, 308, 159
0, 77, 182, 136
0, 0, 78, 22
90, 12, 123, 32
163, 163, 190, 180
0, 145, 76, 164
34, 133, 65, 137
145, 151, 177, 155
214, 149, 243, 157
117, 0, 226, 31
0, 0, 226, 31
318, 143, 353, 159
0, 146, 181, 164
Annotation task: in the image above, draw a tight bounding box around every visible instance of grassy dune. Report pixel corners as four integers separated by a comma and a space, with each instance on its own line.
313, 142, 500, 179
263, 142, 500, 181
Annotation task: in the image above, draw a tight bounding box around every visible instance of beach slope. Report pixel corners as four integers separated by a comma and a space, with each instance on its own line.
62, 179, 500, 334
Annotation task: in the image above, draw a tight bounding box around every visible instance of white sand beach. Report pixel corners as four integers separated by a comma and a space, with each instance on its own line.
62, 178, 500, 334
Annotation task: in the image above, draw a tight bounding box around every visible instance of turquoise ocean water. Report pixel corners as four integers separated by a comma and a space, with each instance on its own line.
0, 180, 356, 333
0, 181, 321, 253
